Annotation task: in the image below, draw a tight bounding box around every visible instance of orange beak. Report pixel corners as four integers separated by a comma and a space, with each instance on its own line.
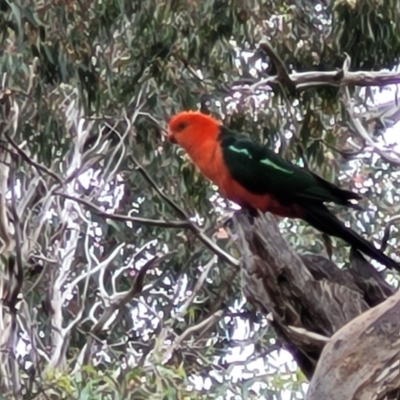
167, 131, 177, 143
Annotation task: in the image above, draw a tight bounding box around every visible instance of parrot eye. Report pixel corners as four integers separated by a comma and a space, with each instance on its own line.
175, 121, 188, 132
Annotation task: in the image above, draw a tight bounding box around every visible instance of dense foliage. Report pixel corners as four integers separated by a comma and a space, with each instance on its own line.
0, 0, 400, 398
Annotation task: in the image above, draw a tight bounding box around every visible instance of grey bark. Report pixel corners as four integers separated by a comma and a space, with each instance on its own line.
234, 212, 397, 397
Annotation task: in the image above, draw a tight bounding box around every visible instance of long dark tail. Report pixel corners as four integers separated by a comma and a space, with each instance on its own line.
301, 204, 400, 271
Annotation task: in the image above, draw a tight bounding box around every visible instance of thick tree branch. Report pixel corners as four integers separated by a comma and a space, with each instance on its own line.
234, 211, 394, 379
231, 69, 400, 93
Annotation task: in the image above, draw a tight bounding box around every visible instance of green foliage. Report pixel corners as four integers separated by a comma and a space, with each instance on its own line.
332, 0, 400, 71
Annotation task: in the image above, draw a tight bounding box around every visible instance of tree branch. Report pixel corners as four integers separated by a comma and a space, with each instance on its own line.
233, 211, 393, 379
54, 192, 239, 267
231, 69, 400, 93
3, 132, 63, 185
259, 40, 296, 93
343, 87, 400, 165
55, 192, 192, 229
130, 154, 188, 220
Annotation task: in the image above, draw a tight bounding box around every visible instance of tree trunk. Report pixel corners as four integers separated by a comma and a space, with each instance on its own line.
234, 212, 397, 395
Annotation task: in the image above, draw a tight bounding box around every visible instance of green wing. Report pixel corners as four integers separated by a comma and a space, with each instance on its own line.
219, 128, 360, 208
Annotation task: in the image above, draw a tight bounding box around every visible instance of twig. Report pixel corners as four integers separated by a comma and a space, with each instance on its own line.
180, 57, 205, 85
343, 87, 400, 165
335, 52, 351, 81
73, 257, 158, 371
322, 140, 365, 159
259, 40, 295, 93
173, 255, 217, 321
381, 214, 400, 252
54, 192, 240, 267
67, 243, 125, 299
93, 255, 158, 335
163, 309, 224, 363
5, 165, 23, 395
129, 155, 239, 266
0, 149, 13, 253
6, 166, 24, 310
3, 132, 63, 185
130, 154, 188, 220
54, 192, 192, 229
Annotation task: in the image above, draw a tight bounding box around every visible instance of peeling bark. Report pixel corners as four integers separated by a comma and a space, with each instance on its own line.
307, 289, 400, 400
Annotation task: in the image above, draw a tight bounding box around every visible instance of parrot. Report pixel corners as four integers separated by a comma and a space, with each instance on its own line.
166, 110, 399, 271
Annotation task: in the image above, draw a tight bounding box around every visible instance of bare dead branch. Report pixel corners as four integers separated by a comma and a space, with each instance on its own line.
231, 69, 400, 93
